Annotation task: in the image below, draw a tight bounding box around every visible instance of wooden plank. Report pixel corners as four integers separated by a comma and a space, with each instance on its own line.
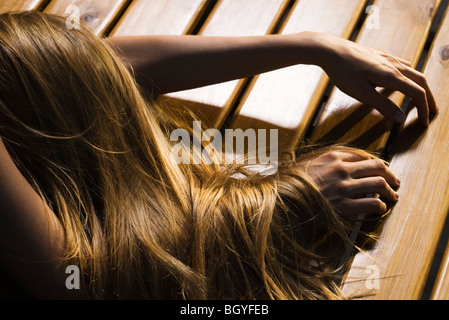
165, 0, 291, 128
0, 0, 45, 12
309, 0, 441, 153
431, 241, 449, 299
44, 0, 129, 36
425, 9, 449, 301
109, 0, 208, 36
341, 4, 449, 300
228, 0, 367, 150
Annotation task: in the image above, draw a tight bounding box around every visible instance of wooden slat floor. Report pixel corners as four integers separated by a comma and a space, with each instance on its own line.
1, 0, 449, 300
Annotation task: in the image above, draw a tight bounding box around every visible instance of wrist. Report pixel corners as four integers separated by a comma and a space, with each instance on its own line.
291, 31, 336, 68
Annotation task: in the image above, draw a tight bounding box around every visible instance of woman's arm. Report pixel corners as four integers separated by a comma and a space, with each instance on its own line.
106, 33, 321, 93
106, 31, 438, 126
0, 138, 86, 299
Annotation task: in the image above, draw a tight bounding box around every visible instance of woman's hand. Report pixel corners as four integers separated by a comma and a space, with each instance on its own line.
309, 32, 439, 126
304, 151, 401, 218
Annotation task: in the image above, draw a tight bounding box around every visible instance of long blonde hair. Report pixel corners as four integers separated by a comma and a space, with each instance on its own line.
0, 11, 369, 299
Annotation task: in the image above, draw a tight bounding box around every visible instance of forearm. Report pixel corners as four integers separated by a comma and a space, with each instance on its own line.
106, 31, 328, 94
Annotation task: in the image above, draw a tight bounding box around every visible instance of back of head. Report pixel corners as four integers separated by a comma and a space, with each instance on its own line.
0, 11, 354, 300
0, 11, 194, 298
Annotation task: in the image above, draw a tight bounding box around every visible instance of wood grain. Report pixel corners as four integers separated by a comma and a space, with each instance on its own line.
165, 0, 291, 128
0, 0, 45, 12
44, 0, 129, 36
228, 0, 367, 149
341, 5, 449, 299
309, 0, 441, 153
109, 0, 208, 36
424, 8, 449, 301
432, 243, 449, 299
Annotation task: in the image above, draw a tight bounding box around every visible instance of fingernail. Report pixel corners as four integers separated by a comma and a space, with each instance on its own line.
396, 178, 401, 185
393, 111, 406, 123
395, 192, 400, 200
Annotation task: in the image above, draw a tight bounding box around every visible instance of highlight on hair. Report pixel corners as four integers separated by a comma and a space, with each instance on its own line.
0, 11, 373, 300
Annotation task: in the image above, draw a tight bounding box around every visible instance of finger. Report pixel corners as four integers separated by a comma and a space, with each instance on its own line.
397, 65, 439, 114
360, 85, 406, 123
346, 177, 400, 202
338, 197, 388, 217
335, 152, 371, 162
382, 72, 430, 125
348, 159, 400, 187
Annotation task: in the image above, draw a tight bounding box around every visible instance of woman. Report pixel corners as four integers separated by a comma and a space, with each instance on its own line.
0, 11, 437, 300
